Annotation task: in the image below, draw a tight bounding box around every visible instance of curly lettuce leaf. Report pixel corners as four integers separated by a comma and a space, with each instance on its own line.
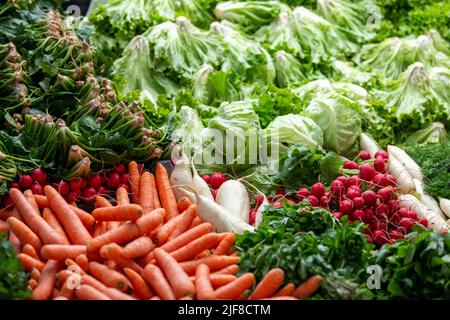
273, 50, 308, 88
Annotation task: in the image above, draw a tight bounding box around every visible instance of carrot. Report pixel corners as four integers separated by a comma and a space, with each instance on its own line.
129, 161, 140, 204
88, 261, 131, 292
195, 264, 215, 300
149, 173, 161, 209
262, 296, 299, 300
44, 186, 92, 245
69, 205, 96, 231
116, 187, 130, 206
93, 222, 107, 237
0, 220, 9, 232
190, 216, 202, 229
214, 233, 236, 256
33, 194, 49, 209
170, 233, 221, 262
58, 279, 75, 299
123, 267, 152, 300
214, 273, 255, 300
24, 189, 41, 214
99, 243, 143, 273
56, 269, 76, 286
177, 196, 193, 213
155, 163, 179, 221
104, 260, 118, 271
9, 188, 65, 245
7, 216, 42, 252
142, 264, 176, 300
17, 253, 45, 271
10, 207, 22, 221
210, 274, 237, 289
168, 204, 197, 241
196, 250, 211, 259
76, 285, 111, 300
274, 283, 296, 297
248, 268, 284, 300
292, 275, 323, 299
153, 248, 195, 298
42, 208, 70, 244
102, 288, 136, 300
81, 274, 108, 292
95, 195, 112, 208
28, 278, 38, 290
123, 236, 154, 258
30, 267, 41, 281
139, 171, 154, 214
32, 260, 63, 300
41, 245, 87, 261
212, 264, 239, 276
180, 256, 240, 276
8, 231, 21, 254
155, 213, 184, 245
92, 204, 143, 221
87, 209, 163, 252
75, 254, 89, 272
150, 296, 161, 300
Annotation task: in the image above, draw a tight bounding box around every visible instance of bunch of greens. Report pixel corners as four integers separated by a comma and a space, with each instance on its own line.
403, 122, 448, 146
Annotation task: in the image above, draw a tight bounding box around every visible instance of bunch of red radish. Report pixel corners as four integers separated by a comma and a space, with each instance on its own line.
252, 149, 428, 247
1, 163, 133, 206
200, 173, 228, 199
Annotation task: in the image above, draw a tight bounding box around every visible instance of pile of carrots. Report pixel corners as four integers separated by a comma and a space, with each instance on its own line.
0, 161, 322, 300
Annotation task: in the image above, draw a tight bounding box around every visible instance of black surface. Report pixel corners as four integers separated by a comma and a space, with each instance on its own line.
62, 0, 91, 16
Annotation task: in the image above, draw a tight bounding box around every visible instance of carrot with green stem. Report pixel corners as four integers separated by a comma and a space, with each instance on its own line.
139, 171, 154, 214
170, 233, 221, 262
92, 204, 143, 221
213, 233, 235, 256
123, 267, 152, 300
168, 204, 197, 241
129, 161, 140, 204
247, 268, 284, 300
180, 256, 240, 276
9, 188, 65, 245
123, 236, 154, 258
44, 186, 92, 245
76, 285, 111, 300
274, 283, 295, 297
17, 253, 45, 271
32, 260, 63, 300
99, 243, 143, 273
292, 275, 323, 299
142, 264, 176, 300
42, 208, 70, 244
88, 261, 131, 292
116, 187, 130, 206
153, 248, 195, 299
41, 245, 87, 261
214, 273, 255, 300
155, 163, 179, 221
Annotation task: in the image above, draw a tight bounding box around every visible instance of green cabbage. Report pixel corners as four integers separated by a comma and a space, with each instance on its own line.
404, 122, 448, 146
177, 0, 215, 28
273, 50, 307, 88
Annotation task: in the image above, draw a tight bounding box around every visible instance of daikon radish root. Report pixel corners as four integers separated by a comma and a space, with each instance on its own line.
170, 145, 194, 201
215, 180, 250, 223
413, 179, 446, 220
388, 155, 415, 194
439, 198, 450, 219
388, 145, 423, 181
360, 133, 380, 158
399, 194, 449, 231
191, 162, 214, 201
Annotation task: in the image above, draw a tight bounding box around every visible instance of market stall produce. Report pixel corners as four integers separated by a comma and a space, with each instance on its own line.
0, 0, 450, 300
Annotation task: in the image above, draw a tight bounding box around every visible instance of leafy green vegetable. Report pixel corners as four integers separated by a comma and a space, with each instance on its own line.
273, 50, 307, 88
403, 122, 448, 146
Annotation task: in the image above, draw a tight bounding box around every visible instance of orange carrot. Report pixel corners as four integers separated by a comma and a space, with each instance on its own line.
17, 253, 45, 271
32, 260, 63, 300
153, 248, 195, 298
210, 274, 238, 289
171, 233, 221, 262
150, 173, 161, 209
30, 267, 41, 281
95, 195, 112, 208
42, 208, 70, 244
195, 264, 215, 300
129, 161, 140, 204
24, 190, 41, 214
292, 275, 323, 299
177, 197, 193, 213
123, 267, 152, 300
81, 274, 108, 292
28, 278, 38, 290
40, 245, 87, 261
214, 273, 255, 300
155, 213, 184, 245
155, 163, 179, 221
8, 231, 21, 254
262, 296, 299, 300
214, 233, 236, 256
58, 279, 75, 299
190, 216, 202, 229
0, 220, 9, 232
274, 283, 296, 297
9, 188, 65, 245
139, 171, 154, 214
75, 254, 89, 272
93, 222, 107, 237
99, 243, 143, 274
196, 250, 211, 259
150, 296, 161, 300
116, 187, 130, 206
102, 288, 136, 300
88, 261, 131, 292
92, 204, 143, 221
248, 268, 284, 300
123, 236, 154, 258
7, 217, 42, 252
212, 264, 239, 276
76, 285, 111, 300
168, 204, 197, 241
53, 296, 69, 300
180, 256, 240, 276
87, 209, 163, 252
142, 264, 176, 300
33, 194, 49, 209
44, 186, 92, 245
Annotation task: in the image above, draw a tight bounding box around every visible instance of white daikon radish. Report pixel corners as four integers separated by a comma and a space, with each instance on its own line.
388, 155, 415, 194
215, 180, 250, 223
191, 162, 214, 201
439, 197, 450, 219
413, 179, 446, 219
447, 219, 450, 228
170, 146, 194, 201
387, 145, 423, 181
182, 187, 254, 234
399, 194, 448, 232
360, 133, 380, 158
255, 195, 270, 228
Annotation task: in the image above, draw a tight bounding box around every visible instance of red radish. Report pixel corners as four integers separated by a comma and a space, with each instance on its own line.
377, 188, 393, 203
69, 178, 84, 191
330, 180, 345, 196
255, 194, 264, 206
66, 191, 79, 203
359, 164, 376, 181
9, 182, 21, 190
398, 208, 409, 218
376, 204, 389, 216
374, 157, 387, 173
272, 202, 283, 208
276, 186, 286, 196
336, 176, 349, 188
398, 218, 415, 233
352, 210, 365, 222
372, 173, 387, 187
372, 230, 386, 246
97, 186, 108, 196
364, 208, 374, 222
81, 187, 97, 203
375, 150, 389, 159
307, 195, 319, 207
88, 174, 104, 189
346, 186, 362, 199
333, 211, 343, 220
296, 188, 310, 201
389, 230, 403, 240
19, 174, 33, 189
339, 200, 353, 214
407, 210, 417, 221
107, 173, 121, 189
201, 175, 211, 185
311, 183, 325, 198
211, 189, 218, 200
320, 195, 331, 207
54, 181, 70, 196
4, 195, 13, 207
137, 164, 144, 175
249, 208, 257, 226
31, 182, 44, 195
31, 167, 47, 184
388, 200, 399, 215
362, 190, 377, 207
385, 174, 397, 187
114, 163, 127, 175
121, 173, 129, 184
353, 197, 365, 209
372, 221, 387, 232
358, 150, 371, 160
419, 217, 428, 227
439, 229, 448, 235
348, 176, 362, 187
210, 173, 227, 190
343, 161, 359, 170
